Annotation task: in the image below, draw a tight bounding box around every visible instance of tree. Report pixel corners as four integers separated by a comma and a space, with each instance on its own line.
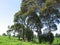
11, 25, 16, 37
39, 0, 60, 44
7, 26, 12, 39
20, 0, 43, 43
2, 33, 6, 36
13, 0, 60, 44
55, 33, 60, 37
11, 23, 24, 40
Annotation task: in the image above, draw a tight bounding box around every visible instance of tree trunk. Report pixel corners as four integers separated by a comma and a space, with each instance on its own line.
23, 27, 25, 41
18, 30, 20, 40
23, 32, 24, 40
37, 26, 42, 43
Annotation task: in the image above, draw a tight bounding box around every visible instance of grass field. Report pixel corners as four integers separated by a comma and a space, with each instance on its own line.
0, 36, 60, 45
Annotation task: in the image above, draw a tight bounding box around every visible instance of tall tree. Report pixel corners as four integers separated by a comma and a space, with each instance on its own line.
14, 0, 60, 43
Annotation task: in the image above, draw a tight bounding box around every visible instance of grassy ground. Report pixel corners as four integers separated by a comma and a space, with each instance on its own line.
0, 36, 60, 45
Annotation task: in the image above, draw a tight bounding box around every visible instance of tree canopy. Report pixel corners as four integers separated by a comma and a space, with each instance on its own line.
13, 0, 60, 44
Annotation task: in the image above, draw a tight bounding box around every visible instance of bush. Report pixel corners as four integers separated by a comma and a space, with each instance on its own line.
2, 33, 7, 36
40, 32, 54, 44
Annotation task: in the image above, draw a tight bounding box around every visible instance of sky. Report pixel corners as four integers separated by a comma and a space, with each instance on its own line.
0, 0, 22, 35
0, 0, 60, 35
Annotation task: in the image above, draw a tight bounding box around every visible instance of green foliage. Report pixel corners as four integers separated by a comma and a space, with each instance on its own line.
55, 33, 60, 37
13, 0, 60, 44
14, 11, 22, 22
39, 32, 54, 44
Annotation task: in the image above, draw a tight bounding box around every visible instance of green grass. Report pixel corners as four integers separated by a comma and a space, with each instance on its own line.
0, 36, 60, 45
53, 37, 60, 44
